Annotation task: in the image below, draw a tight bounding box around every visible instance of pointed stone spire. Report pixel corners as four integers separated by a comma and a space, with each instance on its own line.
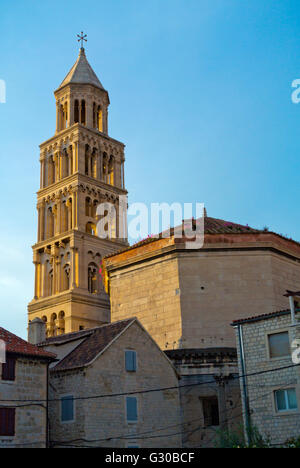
58, 47, 105, 91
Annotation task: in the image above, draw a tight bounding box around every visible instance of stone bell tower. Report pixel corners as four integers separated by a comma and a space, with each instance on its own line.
28, 42, 128, 337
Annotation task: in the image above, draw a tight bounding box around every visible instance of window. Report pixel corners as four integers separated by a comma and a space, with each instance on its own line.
268, 332, 290, 359
275, 388, 298, 412
61, 395, 74, 422
127, 444, 139, 448
2, 357, 16, 382
88, 264, 98, 294
202, 397, 219, 427
0, 408, 15, 436
125, 350, 137, 372
126, 397, 138, 423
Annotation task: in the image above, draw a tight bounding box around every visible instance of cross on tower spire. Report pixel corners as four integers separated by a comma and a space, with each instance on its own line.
77, 31, 87, 48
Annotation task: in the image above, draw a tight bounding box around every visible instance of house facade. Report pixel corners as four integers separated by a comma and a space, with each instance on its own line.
38, 318, 181, 448
0, 327, 55, 448
232, 306, 300, 446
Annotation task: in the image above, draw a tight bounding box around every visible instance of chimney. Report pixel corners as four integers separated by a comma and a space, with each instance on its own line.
28, 318, 46, 345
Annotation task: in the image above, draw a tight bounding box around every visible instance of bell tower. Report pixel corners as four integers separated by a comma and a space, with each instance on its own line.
28, 42, 128, 337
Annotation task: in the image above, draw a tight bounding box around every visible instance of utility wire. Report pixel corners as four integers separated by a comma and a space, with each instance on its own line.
0, 362, 299, 404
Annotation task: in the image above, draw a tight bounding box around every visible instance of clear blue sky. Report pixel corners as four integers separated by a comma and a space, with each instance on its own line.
0, 0, 299, 337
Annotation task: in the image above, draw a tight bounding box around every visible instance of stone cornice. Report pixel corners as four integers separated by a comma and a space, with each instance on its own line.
37, 173, 127, 199
104, 234, 300, 274
28, 289, 110, 313
39, 123, 125, 150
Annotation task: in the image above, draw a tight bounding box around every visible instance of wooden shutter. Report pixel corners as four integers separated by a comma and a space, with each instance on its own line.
0, 408, 16, 436
61, 396, 74, 422
125, 351, 136, 372
126, 397, 138, 422
2, 357, 16, 381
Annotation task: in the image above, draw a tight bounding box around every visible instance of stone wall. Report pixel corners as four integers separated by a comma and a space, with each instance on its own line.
0, 357, 48, 448
110, 253, 182, 350
109, 245, 300, 349
48, 321, 182, 448
235, 311, 300, 446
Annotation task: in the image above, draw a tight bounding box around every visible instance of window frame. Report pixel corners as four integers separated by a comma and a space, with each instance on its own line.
266, 328, 291, 361
60, 394, 75, 424
273, 387, 299, 415
125, 396, 138, 424
125, 350, 137, 373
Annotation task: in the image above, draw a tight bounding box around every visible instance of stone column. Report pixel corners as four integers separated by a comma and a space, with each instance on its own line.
78, 141, 86, 174
69, 98, 74, 127
86, 98, 93, 128
56, 196, 61, 235
56, 257, 61, 294
33, 261, 39, 299
40, 201, 45, 241
70, 246, 77, 289
56, 102, 60, 133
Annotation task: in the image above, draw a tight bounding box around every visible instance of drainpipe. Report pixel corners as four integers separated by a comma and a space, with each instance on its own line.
46, 363, 49, 449
236, 324, 251, 446
289, 296, 296, 326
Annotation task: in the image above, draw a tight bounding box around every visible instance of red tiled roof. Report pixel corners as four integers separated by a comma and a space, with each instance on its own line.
231, 309, 296, 326
51, 319, 135, 371
104, 216, 300, 261
0, 327, 56, 360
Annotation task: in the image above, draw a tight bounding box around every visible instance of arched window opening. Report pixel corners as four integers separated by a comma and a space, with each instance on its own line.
85, 197, 92, 217
48, 270, 54, 296
66, 198, 72, 231
92, 200, 98, 218
47, 207, 54, 238
64, 102, 68, 129
48, 156, 55, 186
97, 106, 103, 132
62, 201, 68, 232
108, 157, 114, 186
81, 100, 86, 125
93, 102, 96, 128
86, 222, 97, 236
58, 311, 65, 335
50, 313, 57, 337
102, 153, 108, 183
85, 145, 90, 176
63, 265, 70, 291
88, 264, 98, 294
74, 100, 79, 123
62, 150, 69, 178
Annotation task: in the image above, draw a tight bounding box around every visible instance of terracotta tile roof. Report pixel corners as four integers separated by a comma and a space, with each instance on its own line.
51, 319, 135, 371
103, 217, 262, 260
39, 328, 94, 346
231, 308, 300, 326
104, 216, 300, 261
0, 327, 56, 360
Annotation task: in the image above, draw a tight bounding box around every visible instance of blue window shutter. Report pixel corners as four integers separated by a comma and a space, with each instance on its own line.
125, 351, 136, 372
126, 397, 138, 422
61, 396, 74, 422
132, 351, 136, 371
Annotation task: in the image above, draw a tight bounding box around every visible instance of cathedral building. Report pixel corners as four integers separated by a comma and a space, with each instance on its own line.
28, 46, 128, 336
103, 218, 300, 349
